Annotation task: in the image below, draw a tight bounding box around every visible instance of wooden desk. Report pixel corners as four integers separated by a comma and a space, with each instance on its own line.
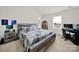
62, 28, 79, 45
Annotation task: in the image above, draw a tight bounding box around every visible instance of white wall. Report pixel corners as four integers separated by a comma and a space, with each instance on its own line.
0, 6, 40, 24
0, 7, 40, 38
40, 7, 79, 35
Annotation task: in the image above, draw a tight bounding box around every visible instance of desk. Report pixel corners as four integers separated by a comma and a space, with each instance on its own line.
62, 28, 79, 45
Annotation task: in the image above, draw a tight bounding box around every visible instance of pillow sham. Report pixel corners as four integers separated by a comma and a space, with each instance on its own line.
29, 25, 38, 31
21, 27, 29, 32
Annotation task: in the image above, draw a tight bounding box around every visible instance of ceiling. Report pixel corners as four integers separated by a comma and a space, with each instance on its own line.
0, 6, 78, 19
32, 6, 71, 15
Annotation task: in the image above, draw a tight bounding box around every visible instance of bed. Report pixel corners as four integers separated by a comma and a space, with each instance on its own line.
17, 23, 56, 52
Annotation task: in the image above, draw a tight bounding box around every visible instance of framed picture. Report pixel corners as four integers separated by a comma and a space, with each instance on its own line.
6, 25, 13, 29
12, 20, 16, 25
1, 19, 8, 25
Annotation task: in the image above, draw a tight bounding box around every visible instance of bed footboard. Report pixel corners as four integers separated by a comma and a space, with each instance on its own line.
28, 33, 56, 52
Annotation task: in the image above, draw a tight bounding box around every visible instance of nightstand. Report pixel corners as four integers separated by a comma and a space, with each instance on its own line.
4, 31, 17, 43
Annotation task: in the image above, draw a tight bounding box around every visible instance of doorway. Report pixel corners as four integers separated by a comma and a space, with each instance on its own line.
42, 20, 48, 29
53, 16, 62, 35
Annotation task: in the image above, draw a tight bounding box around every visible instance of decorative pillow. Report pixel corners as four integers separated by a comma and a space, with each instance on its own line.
22, 27, 29, 32
29, 25, 38, 31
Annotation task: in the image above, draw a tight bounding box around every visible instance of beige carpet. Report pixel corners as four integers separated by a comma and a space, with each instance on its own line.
0, 40, 24, 52
0, 35, 79, 52
45, 35, 79, 52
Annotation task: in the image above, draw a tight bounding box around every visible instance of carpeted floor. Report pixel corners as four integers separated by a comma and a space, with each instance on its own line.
0, 35, 79, 52
45, 35, 79, 52
0, 40, 24, 52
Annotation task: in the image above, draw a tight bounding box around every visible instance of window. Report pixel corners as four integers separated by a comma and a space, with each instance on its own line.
53, 16, 62, 29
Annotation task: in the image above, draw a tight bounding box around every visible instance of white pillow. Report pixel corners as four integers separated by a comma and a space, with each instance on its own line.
22, 27, 29, 32
29, 25, 38, 31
